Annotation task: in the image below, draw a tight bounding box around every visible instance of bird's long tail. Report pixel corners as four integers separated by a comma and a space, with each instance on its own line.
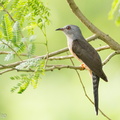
92, 72, 100, 115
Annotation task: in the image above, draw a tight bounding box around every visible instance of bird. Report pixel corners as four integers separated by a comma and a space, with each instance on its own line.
56, 25, 108, 115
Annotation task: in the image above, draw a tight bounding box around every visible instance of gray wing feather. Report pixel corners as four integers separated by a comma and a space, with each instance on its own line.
72, 39, 107, 81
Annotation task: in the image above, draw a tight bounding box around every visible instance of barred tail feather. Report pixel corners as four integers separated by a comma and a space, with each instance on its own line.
92, 72, 100, 115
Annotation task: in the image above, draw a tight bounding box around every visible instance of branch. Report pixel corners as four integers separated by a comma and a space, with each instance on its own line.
3, 50, 117, 74
67, 0, 120, 51
0, 51, 32, 57
48, 45, 110, 61
45, 64, 83, 71
0, 61, 23, 70
0, 41, 111, 72
0, 64, 83, 75
48, 55, 73, 60
0, 68, 14, 75
0, 44, 110, 71
96, 45, 110, 51
86, 34, 98, 42
0, 47, 69, 70
103, 51, 120, 66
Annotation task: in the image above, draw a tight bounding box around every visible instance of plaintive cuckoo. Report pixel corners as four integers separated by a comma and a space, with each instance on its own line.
56, 25, 108, 115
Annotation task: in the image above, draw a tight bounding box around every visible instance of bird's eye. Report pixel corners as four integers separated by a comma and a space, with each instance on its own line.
66, 26, 71, 30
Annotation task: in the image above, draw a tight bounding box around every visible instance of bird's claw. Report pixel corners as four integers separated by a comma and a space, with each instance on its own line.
80, 63, 86, 70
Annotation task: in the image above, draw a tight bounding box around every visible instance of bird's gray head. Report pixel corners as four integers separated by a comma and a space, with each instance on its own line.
56, 25, 83, 40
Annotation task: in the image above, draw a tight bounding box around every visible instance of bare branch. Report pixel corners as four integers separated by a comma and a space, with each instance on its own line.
0, 51, 11, 55
0, 64, 83, 75
67, 0, 120, 51
0, 61, 23, 70
96, 45, 110, 51
0, 51, 33, 57
45, 64, 82, 71
103, 51, 120, 66
86, 34, 98, 42
48, 55, 73, 60
48, 45, 110, 61
0, 44, 112, 71
0, 68, 14, 75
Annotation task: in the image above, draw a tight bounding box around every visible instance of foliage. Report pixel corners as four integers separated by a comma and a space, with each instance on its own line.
109, 0, 120, 26
0, 0, 50, 93
11, 59, 45, 93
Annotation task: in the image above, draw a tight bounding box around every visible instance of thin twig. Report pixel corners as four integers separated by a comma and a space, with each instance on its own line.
0, 51, 35, 57
46, 64, 82, 70
86, 34, 98, 42
0, 61, 23, 70
0, 68, 14, 75
1, 5, 16, 22
103, 51, 120, 66
0, 45, 109, 59
0, 3, 29, 50
96, 45, 110, 51
0, 64, 81, 75
48, 55, 73, 60
0, 45, 113, 71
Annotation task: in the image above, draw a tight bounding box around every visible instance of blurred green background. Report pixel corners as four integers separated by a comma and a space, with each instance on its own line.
0, 0, 120, 120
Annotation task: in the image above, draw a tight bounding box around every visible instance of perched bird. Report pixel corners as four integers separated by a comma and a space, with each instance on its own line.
56, 25, 108, 115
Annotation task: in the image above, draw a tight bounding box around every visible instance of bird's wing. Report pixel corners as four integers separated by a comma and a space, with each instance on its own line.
72, 39, 105, 80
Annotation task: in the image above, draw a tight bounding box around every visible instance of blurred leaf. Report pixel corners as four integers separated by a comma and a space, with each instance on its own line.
0, 0, 50, 93
29, 35, 36, 42
18, 80, 30, 94
11, 59, 45, 93
15, 57, 40, 70
108, 0, 119, 19
27, 43, 35, 57
115, 9, 120, 26
4, 51, 14, 61
12, 21, 21, 46
108, 0, 120, 26
2, 14, 13, 41
0, 31, 3, 38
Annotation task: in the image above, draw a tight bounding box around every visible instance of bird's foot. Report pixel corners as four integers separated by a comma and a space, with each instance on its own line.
80, 63, 86, 70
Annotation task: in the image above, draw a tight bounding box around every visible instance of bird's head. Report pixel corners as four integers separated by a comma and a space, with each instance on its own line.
56, 25, 82, 40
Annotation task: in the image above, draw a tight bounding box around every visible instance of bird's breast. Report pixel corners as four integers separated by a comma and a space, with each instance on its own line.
67, 39, 91, 71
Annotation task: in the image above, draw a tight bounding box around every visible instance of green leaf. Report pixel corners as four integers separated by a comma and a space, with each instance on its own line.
4, 51, 14, 61
0, 31, 3, 38
14, 42, 25, 55
0, 0, 50, 93
115, 13, 120, 25
2, 14, 13, 40
108, 0, 120, 19
15, 57, 40, 70
11, 74, 30, 93
12, 21, 21, 46
27, 43, 35, 57
18, 80, 30, 94
31, 78, 38, 88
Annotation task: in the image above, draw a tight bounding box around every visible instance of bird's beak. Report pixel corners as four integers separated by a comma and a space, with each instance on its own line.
55, 28, 64, 31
